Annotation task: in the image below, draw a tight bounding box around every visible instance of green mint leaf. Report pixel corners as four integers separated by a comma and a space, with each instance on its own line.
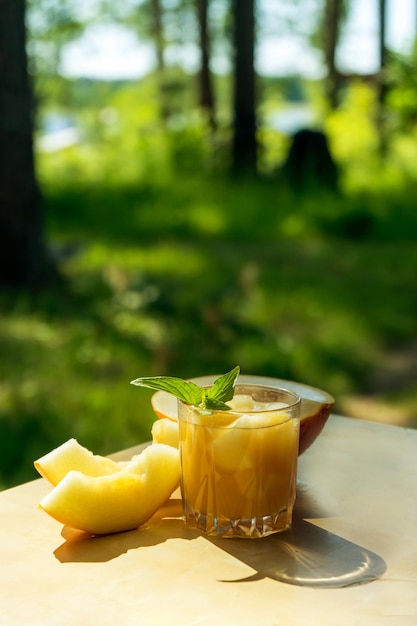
205, 366, 240, 403
203, 397, 234, 411
130, 365, 240, 412
130, 376, 202, 405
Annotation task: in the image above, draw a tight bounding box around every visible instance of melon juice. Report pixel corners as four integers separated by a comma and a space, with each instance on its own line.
178, 385, 300, 538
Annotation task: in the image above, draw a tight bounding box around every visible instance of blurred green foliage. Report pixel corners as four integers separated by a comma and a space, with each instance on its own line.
1, 73, 417, 490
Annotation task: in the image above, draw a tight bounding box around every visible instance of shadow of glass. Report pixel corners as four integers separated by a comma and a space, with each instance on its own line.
208, 517, 386, 588
54, 490, 386, 588
208, 486, 387, 588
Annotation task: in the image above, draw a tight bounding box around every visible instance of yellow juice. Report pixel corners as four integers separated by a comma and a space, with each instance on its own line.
178, 386, 300, 538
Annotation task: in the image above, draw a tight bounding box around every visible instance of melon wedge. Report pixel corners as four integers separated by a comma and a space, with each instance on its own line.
34, 438, 124, 486
152, 418, 179, 448
151, 374, 334, 455
38, 444, 180, 535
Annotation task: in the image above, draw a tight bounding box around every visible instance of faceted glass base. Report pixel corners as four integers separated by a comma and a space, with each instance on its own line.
183, 504, 292, 538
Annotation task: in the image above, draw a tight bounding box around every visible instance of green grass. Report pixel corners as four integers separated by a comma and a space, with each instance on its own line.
1, 123, 417, 489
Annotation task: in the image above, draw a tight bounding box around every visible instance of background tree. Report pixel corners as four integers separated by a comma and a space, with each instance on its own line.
377, 0, 387, 107
150, 0, 171, 119
377, 0, 388, 153
231, 0, 257, 174
0, 0, 52, 288
196, 0, 216, 128
151, 0, 165, 73
307, 0, 348, 110
322, 0, 347, 109
116, 0, 195, 120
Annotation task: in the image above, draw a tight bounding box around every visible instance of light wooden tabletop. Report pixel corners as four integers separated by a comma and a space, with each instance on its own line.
1, 415, 416, 625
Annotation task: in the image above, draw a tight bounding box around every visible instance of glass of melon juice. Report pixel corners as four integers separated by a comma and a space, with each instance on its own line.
178, 385, 301, 538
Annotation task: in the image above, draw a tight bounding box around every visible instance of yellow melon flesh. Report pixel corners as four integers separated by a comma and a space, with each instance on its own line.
152, 418, 179, 448
151, 392, 178, 423
38, 444, 180, 535
34, 438, 123, 486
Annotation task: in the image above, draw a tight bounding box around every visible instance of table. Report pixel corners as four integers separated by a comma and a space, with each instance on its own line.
1, 415, 416, 625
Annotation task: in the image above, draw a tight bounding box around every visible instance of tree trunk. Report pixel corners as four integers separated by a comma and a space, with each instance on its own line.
377, 0, 388, 154
231, 0, 257, 174
378, 0, 387, 106
196, 0, 216, 129
323, 0, 344, 109
151, 0, 165, 73
0, 0, 51, 288
150, 0, 169, 120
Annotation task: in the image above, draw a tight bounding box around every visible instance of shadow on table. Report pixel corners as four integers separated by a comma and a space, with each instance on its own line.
54, 488, 386, 588
208, 483, 386, 588
209, 521, 386, 588
53, 497, 187, 563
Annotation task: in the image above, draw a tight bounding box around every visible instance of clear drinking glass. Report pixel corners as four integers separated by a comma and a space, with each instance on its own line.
178, 384, 301, 538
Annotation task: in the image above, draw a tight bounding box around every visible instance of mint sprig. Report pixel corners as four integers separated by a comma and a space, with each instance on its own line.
130, 365, 240, 411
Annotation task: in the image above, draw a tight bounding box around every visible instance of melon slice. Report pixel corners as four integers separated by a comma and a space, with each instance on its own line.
38, 444, 180, 535
34, 438, 124, 486
151, 418, 179, 448
151, 374, 334, 455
